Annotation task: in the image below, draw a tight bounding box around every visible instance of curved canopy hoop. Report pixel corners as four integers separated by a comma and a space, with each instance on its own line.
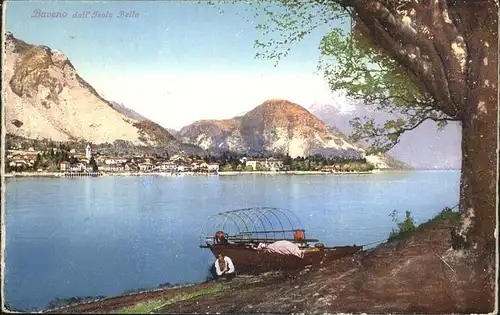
235, 209, 260, 235
264, 207, 297, 233
228, 211, 251, 235
240, 208, 268, 236
201, 207, 307, 244
218, 212, 244, 236
255, 207, 287, 239
252, 207, 278, 240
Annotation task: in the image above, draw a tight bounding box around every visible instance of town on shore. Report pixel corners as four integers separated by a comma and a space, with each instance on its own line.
5, 142, 377, 177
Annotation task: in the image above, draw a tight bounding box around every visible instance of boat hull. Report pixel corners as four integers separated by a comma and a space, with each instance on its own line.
207, 244, 361, 275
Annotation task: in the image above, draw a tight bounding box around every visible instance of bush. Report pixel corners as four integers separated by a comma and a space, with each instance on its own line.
425, 207, 461, 224
388, 210, 416, 241
387, 206, 460, 241
221, 165, 233, 172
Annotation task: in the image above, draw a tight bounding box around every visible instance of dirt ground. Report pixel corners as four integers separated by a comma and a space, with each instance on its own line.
44, 218, 496, 314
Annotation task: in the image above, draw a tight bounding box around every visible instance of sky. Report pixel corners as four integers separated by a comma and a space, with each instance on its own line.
5, 0, 351, 130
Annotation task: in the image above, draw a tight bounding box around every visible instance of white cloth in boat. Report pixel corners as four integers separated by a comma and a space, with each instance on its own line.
256, 240, 304, 258
215, 256, 235, 276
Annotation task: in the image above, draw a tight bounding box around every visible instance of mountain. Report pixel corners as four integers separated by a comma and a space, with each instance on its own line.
109, 101, 149, 122
166, 128, 180, 139
309, 103, 461, 169
179, 99, 406, 168
179, 99, 361, 158
3, 35, 197, 153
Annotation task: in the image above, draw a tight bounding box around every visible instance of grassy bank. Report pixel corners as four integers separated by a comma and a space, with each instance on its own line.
388, 206, 461, 241
117, 284, 225, 314
45, 208, 482, 314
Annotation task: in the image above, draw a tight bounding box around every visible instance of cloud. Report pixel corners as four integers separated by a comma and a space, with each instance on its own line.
88, 73, 341, 130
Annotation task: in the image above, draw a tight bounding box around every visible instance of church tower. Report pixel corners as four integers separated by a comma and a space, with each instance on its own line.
85, 143, 92, 160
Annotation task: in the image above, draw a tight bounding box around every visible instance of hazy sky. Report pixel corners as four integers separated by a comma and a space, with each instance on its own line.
6, 1, 350, 129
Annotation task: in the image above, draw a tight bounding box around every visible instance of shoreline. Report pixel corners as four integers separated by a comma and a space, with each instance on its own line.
4, 170, 382, 178
4, 169, 459, 179
218, 170, 377, 175
5, 172, 63, 178
39, 219, 475, 314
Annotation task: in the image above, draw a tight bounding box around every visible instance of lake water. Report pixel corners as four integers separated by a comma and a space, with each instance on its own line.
4, 171, 460, 311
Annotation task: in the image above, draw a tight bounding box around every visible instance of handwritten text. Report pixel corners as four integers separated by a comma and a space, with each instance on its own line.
31, 9, 140, 19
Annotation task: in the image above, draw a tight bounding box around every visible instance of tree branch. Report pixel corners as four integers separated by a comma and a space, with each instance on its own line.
362, 116, 460, 140
349, 111, 460, 153
349, 0, 462, 118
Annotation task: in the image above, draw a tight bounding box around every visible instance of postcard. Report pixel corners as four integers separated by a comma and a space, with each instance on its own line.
1, 0, 497, 314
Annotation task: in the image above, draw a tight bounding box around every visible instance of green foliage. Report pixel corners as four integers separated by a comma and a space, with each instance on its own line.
255, 165, 266, 171
118, 299, 165, 314
117, 284, 224, 314
89, 157, 99, 172
221, 164, 233, 172
424, 207, 461, 225
388, 206, 460, 241
388, 210, 416, 241
34, 153, 42, 169
249, 1, 347, 65
343, 162, 375, 172
208, 1, 457, 154
286, 155, 371, 171
36, 148, 70, 171
318, 27, 452, 153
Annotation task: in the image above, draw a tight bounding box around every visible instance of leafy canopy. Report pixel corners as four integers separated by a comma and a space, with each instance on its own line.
208, 1, 458, 154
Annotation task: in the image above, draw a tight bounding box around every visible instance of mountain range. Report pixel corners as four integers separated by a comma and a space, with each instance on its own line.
109, 101, 149, 122
177, 99, 411, 168
3, 35, 412, 169
179, 99, 361, 157
308, 103, 462, 169
3, 34, 205, 154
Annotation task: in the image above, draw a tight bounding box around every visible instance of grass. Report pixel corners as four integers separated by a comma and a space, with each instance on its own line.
423, 207, 461, 224
117, 283, 224, 314
388, 206, 460, 241
388, 210, 416, 241
118, 299, 166, 314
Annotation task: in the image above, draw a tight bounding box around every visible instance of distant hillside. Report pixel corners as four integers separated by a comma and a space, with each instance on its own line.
179, 99, 408, 169
109, 101, 149, 121
3, 34, 203, 154
180, 99, 361, 158
166, 128, 180, 139
309, 103, 461, 169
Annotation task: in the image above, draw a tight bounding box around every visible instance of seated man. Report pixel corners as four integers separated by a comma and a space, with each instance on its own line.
214, 252, 235, 281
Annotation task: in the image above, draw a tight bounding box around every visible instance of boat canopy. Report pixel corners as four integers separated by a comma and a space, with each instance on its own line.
200, 207, 319, 246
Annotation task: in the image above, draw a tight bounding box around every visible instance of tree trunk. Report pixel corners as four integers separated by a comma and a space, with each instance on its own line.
456, 116, 497, 251
349, 0, 498, 250
453, 95, 497, 311
452, 2, 498, 252
450, 4, 497, 310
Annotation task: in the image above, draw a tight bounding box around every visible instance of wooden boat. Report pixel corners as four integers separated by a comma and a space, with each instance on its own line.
200, 207, 362, 274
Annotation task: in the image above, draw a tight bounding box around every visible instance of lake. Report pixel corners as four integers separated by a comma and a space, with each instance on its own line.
4, 171, 460, 311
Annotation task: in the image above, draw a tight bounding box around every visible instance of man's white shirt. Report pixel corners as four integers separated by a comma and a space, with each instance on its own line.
215, 256, 235, 276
